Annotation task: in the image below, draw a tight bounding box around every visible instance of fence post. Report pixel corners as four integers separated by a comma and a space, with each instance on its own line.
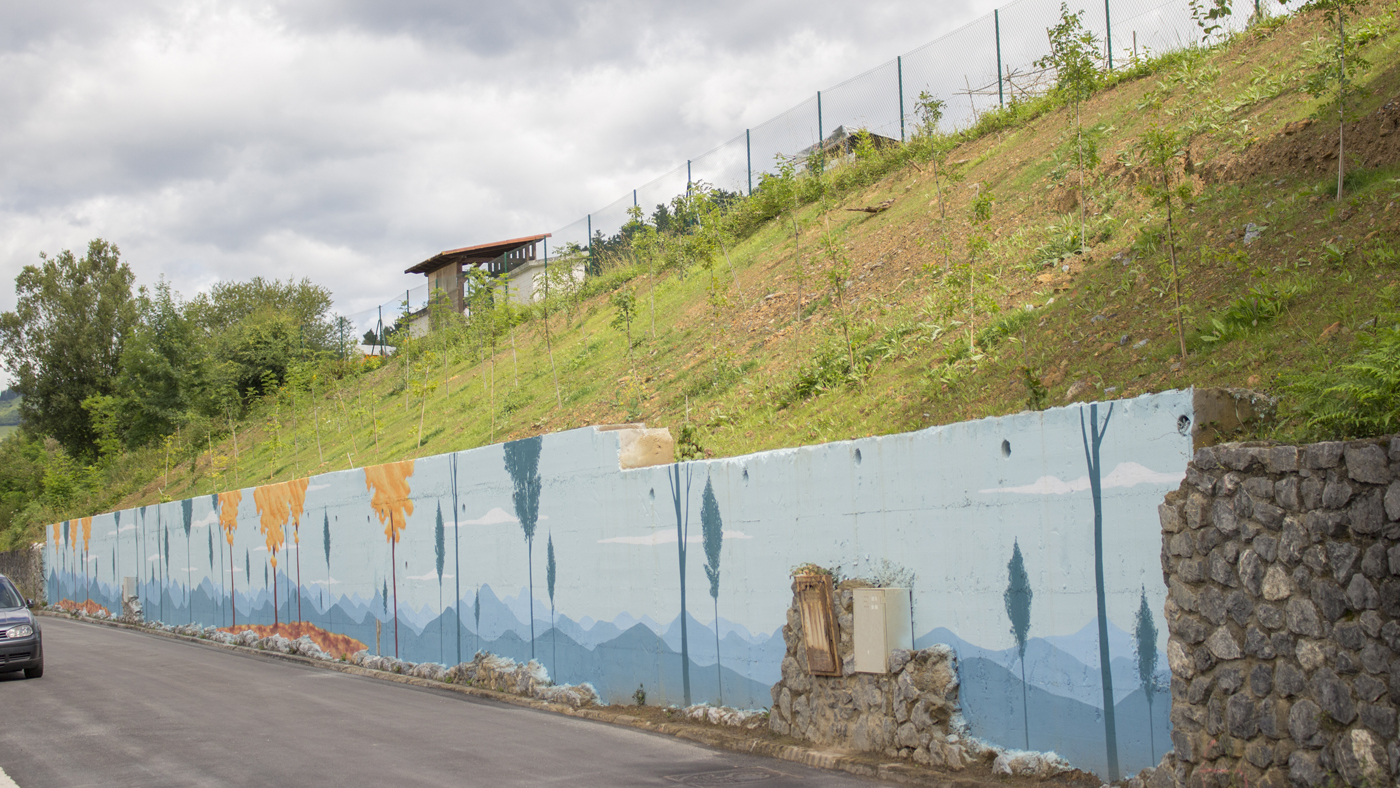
1105, 0, 1113, 71
587, 214, 593, 274
746, 129, 752, 195
995, 9, 1005, 107
897, 56, 906, 142
687, 160, 692, 196
817, 90, 823, 147
633, 189, 637, 209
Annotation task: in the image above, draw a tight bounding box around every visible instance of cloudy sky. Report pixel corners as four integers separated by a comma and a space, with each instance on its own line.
0, 0, 1000, 322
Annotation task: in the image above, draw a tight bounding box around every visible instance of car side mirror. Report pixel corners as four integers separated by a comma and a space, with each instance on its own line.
26, 599, 35, 609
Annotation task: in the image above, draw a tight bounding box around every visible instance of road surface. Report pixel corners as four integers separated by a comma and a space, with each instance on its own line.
1, 617, 886, 787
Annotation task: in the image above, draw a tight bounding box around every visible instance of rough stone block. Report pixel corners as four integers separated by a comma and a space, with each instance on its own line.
1227, 693, 1259, 738
1266, 446, 1300, 473
1312, 579, 1349, 622
1297, 639, 1329, 672
1359, 643, 1388, 674
1323, 478, 1354, 509
1353, 674, 1387, 703
1343, 443, 1390, 485
1358, 703, 1397, 738
1275, 662, 1306, 697
1254, 534, 1279, 563
1257, 603, 1284, 630
1214, 498, 1240, 535
1311, 667, 1357, 724
1249, 663, 1273, 697
1160, 502, 1186, 533
1198, 586, 1226, 625
1169, 532, 1195, 557
1210, 550, 1240, 587
1225, 590, 1252, 626
1332, 620, 1365, 650
1385, 481, 1400, 521
1170, 579, 1199, 612
1217, 666, 1245, 694
1252, 500, 1285, 529
1194, 447, 1221, 470
1333, 728, 1389, 788
1206, 626, 1243, 660
1348, 490, 1385, 536
1327, 542, 1361, 582
1304, 442, 1344, 470
1287, 598, 1325, 637
1360, 543, 1387, 579
1382, 579, 1400, 618
1186, 467, 1216, 495
1170, 611, 1209, 644
1220, 446, 1264, 472
1259, 698, 1288, 739
1303, 544, 1328, 573
1245, 740, 1274, 770
1271, 631, 1296, 659
1279, 521, 1309, 566
1245, 626, 1276, 659
1301, 476, 1324, 510
1273, 477, 1302, 512
1185, 493, 1213, 530
1179, 558, 1206, 584
1289, 699, 1325, 747
1288, 750, 1326, 787
1346, 574, 1379, 610
1381, 620, 1400, 652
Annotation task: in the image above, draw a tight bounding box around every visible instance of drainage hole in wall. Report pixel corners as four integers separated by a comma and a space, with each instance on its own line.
854, 448, 862, 466
1177, 415, 1192, 435
742, 468, 749, 483
1001, 439, 1011, 458
648, 488, 655, 501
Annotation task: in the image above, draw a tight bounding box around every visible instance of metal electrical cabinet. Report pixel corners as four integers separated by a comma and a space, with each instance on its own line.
853, 588, 912, 674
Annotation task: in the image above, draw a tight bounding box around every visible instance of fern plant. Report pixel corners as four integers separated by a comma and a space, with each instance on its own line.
1287, 321, 1400, 438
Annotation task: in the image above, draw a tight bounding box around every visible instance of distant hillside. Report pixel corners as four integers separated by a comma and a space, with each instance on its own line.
7, 0, 1400, 545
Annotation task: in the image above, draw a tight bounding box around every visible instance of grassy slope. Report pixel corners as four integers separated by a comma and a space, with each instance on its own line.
114, 2, 1400, 510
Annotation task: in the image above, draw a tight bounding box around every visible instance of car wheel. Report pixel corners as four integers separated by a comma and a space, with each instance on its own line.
24, 661, 43, 679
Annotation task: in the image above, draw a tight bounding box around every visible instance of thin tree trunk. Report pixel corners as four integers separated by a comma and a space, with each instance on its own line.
791, 213, 803, 329
1164, 173, 1188, 365
230, 548, 236, 628
510, 329, 519, 387
273, 554, 279, 627
715, 596, 723, 705
392, 539, 399, 658
295, 526, 302, 623
1076, 101, 1087, 248
1336, 9, 1346, 202
527, 538, 535, 661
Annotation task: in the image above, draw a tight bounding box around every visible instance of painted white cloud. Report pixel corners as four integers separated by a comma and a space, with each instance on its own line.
405, 572, 454, 582
456, 507, 550, 527
979, 462, 1185, 495
599, 528, 754, 546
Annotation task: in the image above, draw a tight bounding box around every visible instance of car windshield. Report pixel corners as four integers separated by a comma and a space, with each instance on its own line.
0, 581, 22, 610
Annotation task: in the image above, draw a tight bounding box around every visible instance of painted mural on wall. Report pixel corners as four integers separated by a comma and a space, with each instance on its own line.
45, 390, 1195, 779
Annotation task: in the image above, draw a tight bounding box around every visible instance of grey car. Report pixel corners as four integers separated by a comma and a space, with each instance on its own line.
0, 573, 42, 679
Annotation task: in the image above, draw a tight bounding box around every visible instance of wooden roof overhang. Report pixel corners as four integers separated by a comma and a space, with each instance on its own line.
404, 233, 552, 275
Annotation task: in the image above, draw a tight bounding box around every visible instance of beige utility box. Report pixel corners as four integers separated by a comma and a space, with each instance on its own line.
853, 587, 912, 674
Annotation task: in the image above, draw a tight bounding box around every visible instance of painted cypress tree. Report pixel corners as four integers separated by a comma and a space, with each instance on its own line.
1134, 586, 1160, 762
503, 436, 543, 660
700, 477, 724, 704
450, 456, 462, 666
245, 549, 251, 620
181, 499, 193, 622
473, 588, 481, 655
667, 462, 695, 706
547, 533, 557, 677
435, 501, 445, 663
1004, 539, 1034, 749
162, 518, 170, 621
1080, 401, 1119, 781
322, 510, 331, 613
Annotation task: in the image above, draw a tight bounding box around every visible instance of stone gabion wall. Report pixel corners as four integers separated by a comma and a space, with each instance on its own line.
0, 546, 44, 603
768, 579, 974, 770
1158, 439, 1400, 788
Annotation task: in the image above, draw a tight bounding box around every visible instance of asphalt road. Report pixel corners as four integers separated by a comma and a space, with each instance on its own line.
0, 617, 887, 788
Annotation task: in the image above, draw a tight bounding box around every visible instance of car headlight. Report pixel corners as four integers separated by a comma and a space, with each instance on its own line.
5, 624, 33, 638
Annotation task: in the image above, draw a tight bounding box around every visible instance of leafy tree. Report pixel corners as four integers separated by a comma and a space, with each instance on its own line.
611, 288, 638, 359
114, 281, 207, 447
1004, 539, 1033, 749
0, 239, 139, 457
1137, 126, 1192, 364
1133, 587, 1160, 762
503, 436, 542, 660
700, 477, 724, 704
965, 189, 996, 355
1036, 4, 1102, 250
1291, 0, 1370, 201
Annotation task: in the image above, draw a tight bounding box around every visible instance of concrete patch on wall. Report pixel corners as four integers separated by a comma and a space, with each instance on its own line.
44, 389, 1195, 779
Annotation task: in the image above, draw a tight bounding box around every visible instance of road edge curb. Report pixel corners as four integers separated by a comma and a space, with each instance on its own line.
39, 611, 973, 786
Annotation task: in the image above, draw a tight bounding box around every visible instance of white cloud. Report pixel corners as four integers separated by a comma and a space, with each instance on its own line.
0, 0, 999, 381
979, 462, 1185, 495
405, 572, 454, 582
600, 528, 753, 546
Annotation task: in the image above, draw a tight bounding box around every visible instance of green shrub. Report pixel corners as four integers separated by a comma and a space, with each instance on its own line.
1287, 321, 1400, 439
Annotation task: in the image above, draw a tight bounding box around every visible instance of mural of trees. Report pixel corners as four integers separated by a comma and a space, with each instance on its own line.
700, 476, 723, 705
547, 533, 556, 675
1004, 538, 1033, 749
365, 459, 415, 658
1134, 586, 1160, 762
219, 491, 242, 626
1080, 401, 1119, 781
435, 500, 445, 663
503, 437, 542, 660
80, 516, 92, 606
667, 462, 695, 706
253, 478, 310, 627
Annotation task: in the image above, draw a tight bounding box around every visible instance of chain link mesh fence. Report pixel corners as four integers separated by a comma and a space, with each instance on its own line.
337, 0, 1290, 324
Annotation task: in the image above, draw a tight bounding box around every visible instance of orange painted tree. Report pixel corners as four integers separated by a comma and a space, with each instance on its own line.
219, 491, 243, 626
365, 460, 415, 657
81, 516, 93, 605
253, 479, 307, 628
